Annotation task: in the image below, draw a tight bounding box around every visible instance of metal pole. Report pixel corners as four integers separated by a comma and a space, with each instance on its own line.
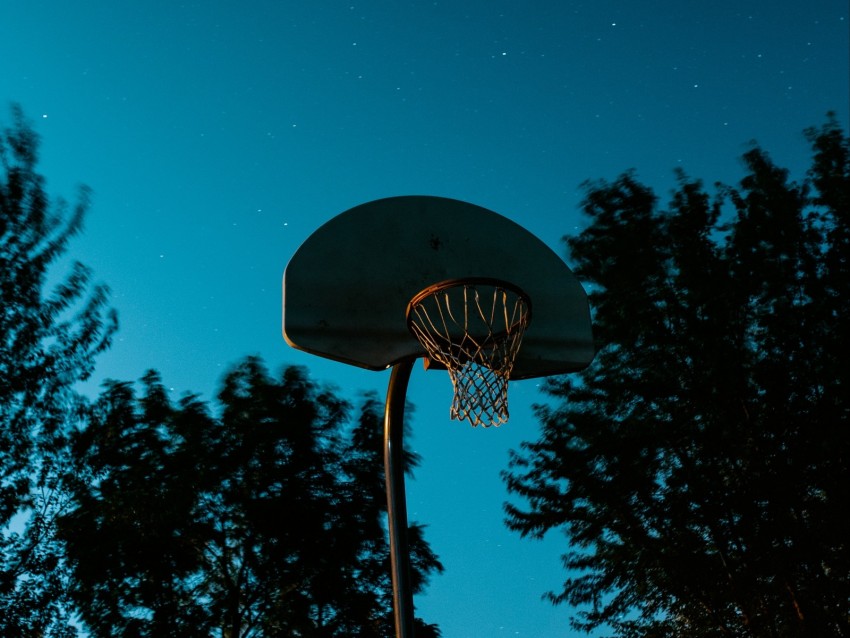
384, 359, 415, 638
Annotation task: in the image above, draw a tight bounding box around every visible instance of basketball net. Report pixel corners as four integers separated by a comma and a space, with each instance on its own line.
406, 279, 531, 427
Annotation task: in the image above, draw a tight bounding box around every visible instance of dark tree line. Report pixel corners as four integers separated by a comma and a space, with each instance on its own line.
504, 116, 849, 637
1, 107, 442, 637
59, 359, 443, 637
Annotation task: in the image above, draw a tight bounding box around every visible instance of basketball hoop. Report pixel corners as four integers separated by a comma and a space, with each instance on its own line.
284, 197, 594, 636
406, 278, 531, 427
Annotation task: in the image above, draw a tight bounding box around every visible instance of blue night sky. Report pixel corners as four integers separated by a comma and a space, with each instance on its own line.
2, 1, 847, 636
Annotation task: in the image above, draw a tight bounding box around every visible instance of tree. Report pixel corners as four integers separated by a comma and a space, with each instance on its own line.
58, 374, 211, 636
60, 356, 443, 637
503, 117, 849, 638
1, 105, 117, 636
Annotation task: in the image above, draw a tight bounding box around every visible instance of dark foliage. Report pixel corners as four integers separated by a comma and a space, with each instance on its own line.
60, 357, 443, 637
504, 117, 849, 637
1, 105, 117, 636
1, 105, 441, 637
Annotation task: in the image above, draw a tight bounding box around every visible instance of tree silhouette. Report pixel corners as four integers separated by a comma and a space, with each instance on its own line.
504, 117, 849, 637
60, 357, 443, 637
0, 106, 441, 635
0, 105, 117, 636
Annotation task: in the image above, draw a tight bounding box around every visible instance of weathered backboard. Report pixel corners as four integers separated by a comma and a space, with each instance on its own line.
282, 195, 594, 380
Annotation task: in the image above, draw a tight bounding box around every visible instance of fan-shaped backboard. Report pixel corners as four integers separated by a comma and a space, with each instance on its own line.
282, 195, 594, 380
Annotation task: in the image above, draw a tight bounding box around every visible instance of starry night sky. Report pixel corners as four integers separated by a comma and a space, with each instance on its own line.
2, 1, 847, 636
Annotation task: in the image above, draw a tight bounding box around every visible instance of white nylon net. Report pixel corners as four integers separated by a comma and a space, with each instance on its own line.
406, 279, 531, 426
